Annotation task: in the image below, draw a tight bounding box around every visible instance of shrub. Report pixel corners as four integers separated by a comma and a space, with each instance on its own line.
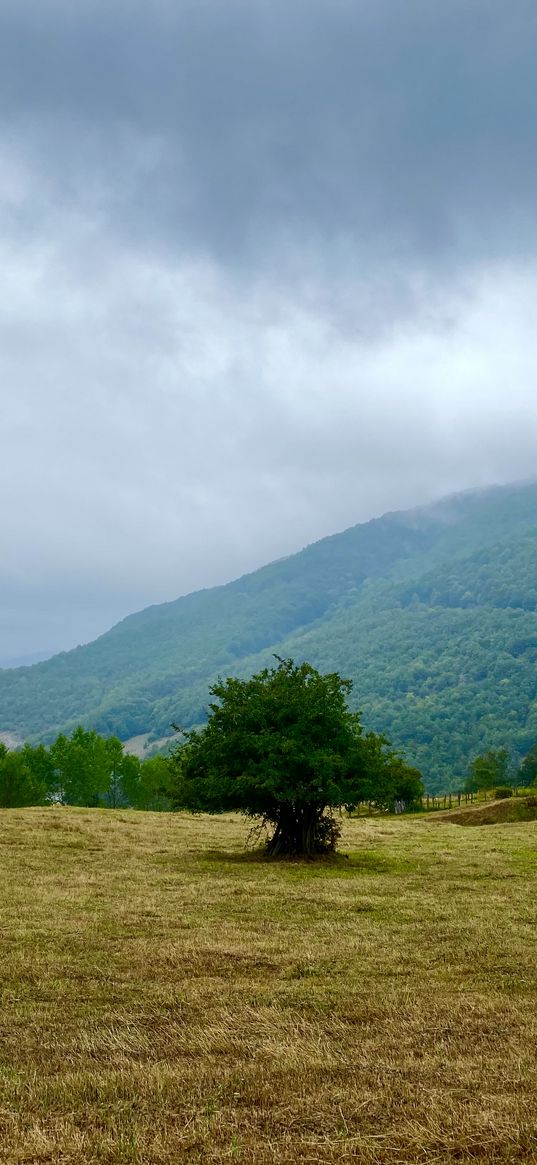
494, 786, 513, 800
169, 657, 423, 857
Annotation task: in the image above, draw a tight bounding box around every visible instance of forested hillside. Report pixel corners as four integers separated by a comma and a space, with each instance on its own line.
1, 481, 537, 791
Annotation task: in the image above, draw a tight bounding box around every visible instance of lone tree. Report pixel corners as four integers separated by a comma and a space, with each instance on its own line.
169, 657, 422, 857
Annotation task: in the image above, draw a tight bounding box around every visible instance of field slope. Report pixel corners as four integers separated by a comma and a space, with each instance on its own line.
0, 807, 536, 1163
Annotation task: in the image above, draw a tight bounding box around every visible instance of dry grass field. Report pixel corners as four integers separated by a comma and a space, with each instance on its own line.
0, 807, 536, 1164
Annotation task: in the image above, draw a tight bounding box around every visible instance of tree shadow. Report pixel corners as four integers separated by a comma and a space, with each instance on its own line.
201, 846, 352, 866
199, 847, 399, 874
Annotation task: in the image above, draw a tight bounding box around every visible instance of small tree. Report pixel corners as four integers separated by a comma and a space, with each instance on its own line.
137, 755, 172, 811
50, 727, 111, 806
101, 736, 133, 808
0, 748, 47, 808
519, 743, 537, 787
168, 658, 422, 857
120, 754, 171, 811
356, 733, 423, 811
19, 743, 55, 795
465, 748, 513, 794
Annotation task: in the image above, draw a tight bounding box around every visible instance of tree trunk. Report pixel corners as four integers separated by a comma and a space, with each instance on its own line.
266, 804, 326, 857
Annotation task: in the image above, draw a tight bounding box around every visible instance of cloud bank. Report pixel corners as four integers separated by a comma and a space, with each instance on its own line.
1, 0, 537, 659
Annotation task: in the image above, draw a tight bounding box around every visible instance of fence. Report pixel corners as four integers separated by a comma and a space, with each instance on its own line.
357, 786, 529, 816
419, 787, 526, 813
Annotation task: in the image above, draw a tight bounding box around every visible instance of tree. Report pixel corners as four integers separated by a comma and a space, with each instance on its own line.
50, 727, 111, 805
19, 743, 55, 795
354, 731, 423, 811
109, 751, 170, 811
519, 743, 537, 787
169, 658, 423, 857
0, 748, 47, 808
135, 755, 172, 811
101, 736, 133, 808
464, 748, 513, 794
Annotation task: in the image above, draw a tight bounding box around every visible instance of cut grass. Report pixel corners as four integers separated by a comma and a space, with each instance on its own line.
0, 807, 536, 1163
430, 794, 537, 827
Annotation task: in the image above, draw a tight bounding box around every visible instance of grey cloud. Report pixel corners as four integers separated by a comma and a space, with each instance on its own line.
2, 239, 537, 658
2, 2, 537, 659
2, 0, 537, 280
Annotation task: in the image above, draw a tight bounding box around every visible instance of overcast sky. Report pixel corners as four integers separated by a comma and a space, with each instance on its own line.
2, 0, 537, 663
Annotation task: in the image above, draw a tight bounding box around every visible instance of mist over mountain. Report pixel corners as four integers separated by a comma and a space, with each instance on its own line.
0, 650, 57, 670
1, 480, 536, 791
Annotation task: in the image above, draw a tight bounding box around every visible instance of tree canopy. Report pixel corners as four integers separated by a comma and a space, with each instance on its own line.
519, 743, 537, 787
0, 743, 48, 808
0, 732, 171, 812
169, 658, 423, 856
464, 748, 513, 793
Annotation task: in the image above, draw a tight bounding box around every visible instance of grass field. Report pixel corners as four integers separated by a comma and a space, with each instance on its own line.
0, 807, 536, 1163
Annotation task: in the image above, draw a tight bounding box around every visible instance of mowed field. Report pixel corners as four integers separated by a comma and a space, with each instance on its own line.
0, 808, 536, 1164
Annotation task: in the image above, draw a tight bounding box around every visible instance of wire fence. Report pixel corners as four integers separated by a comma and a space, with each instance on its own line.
357, 787, 532, 816
418, 787, 530, 812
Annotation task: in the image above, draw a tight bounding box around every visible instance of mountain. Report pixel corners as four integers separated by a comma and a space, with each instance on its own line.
1, 480, 537, 791
0, 650, 57, 670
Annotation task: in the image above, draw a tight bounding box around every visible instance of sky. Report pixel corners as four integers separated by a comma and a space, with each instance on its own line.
2, 0, 537, 663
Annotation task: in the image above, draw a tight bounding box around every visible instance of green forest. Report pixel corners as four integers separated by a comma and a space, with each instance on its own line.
1, 480, 537, 792
0, 729, 170, 811
2, 724, 535, 813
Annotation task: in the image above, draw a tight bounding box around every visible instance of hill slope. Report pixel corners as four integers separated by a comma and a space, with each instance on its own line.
1, 481, 537, 790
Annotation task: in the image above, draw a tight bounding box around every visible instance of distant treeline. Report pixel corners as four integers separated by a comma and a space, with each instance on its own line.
463, 745, 537, 794
1, 730, 536, 813
0, 728, 170, 810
